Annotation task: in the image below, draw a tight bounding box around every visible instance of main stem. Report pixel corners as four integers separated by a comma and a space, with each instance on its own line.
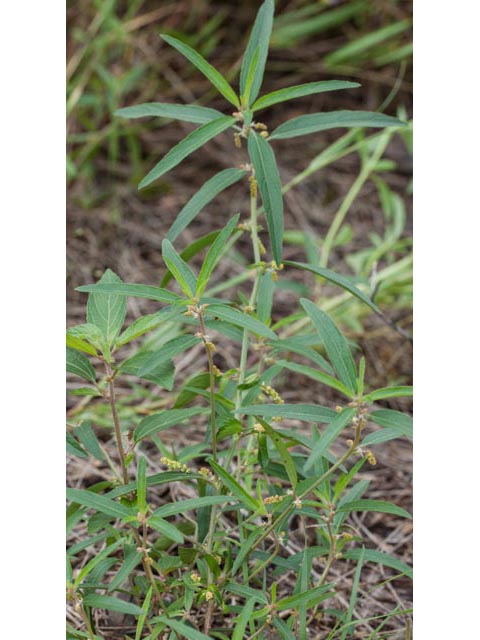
105, 362, 129, 485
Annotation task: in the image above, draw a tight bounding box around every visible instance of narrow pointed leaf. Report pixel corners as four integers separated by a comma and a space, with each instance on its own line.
136, 335, 201, 377
83, 594, 144, 616
276, 584, 334, 611
66, 348, 96, 384
242, 46, 260, 106
139, 116, 235, 189
248, 131, 284, 265
74, 422, 104, 461
66, 488, 134, 520
66, 334, 97, 356
338, 499, 411, 519
157, 617, 214, 640
300, 299, 357, 394
257, 419, 297, 489
240, 0, 274, 105
149, 516, 185, 543
285, 261, 381, 314
276, 359, 354, 398
343, 548, 412, 579
270, 110, 406, 140
108, 546, 142, 592
162, 239, 197, 297
370, 409, 412, 432
161, 231, 223, 286
168, 168, 246, 241
135, 587, 152, 640
205, 304, 276, 339
161, 34, 239, 106
134, 407, 207, 443
197, 215, 240, 296
86, 269, 127, 346
232, 597, 256, 640
77, 282, 181, 304
115, 102, 223, 124
209, 459, 260, 511
137, 456, 147, 514
116, 311, 170, 347
252, 80, 360, 111
238, 403, 336, 423
152, 495, 234, 518
304, 407, 356, 471
365, 385, 413, 401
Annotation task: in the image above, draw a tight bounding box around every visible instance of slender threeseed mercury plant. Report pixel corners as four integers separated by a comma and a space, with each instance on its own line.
67, 1, 412, 638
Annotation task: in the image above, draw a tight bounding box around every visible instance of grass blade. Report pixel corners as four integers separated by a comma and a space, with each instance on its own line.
270, 110, 405, 140
168, 169, 246, 241
248, 131, 284, 265
161, 34, 239, 107
253, 80, 360, 111
139, 116, 235, 189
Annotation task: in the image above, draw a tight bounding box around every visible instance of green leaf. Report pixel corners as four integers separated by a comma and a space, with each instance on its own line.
121, 354, 175, 389
232, 597, 256, 640
116, 311, 170, 347
252, 80, 360, 111
73, 422, 104, 461
167, 169, 246, 242
135, 335, 201, 377
108, 545, 143, 592
197, 215, 240, 296
77, 282, 181, 304
137, 456, 147, 514
268, 337, 333, 373
276, 584, 334, 611
156, 617, 214, 640
300, 299, 357, 394
66, 348, 96, 384
86, 269, 127, 347
83, 594, 144, 616
238, 403, 336, 423
370, 409, 412, 433
343, 548, 412, 579
139, 115, 235, 189
162, 239, 197, 297
270, 110, 406, 140
149, 516, 185, 543
66, 432, 87, 458
66, 334, 97, 356
248, 131, 284, 265
134, 407, 207, 442
135, 587, 152, 640
240, 0, 274, 106
275, 360, 354, 398
115, 102, 223, 124
365, 385, 413, 401
75, 539, 124, 585
337, 499, 411, 519
256, 271, 275, 323
284, 261, 381, 314
161, 34, 239, 106
66, 488, 134, 520
161, 231, 223, 287
209, 459, 260, 511
205, 304, 276, 339
340, 548, 365, 640
304, 408, 356, 471
152, 495, 234, 518
258, 419, 297, 489
242, 46, 260, 107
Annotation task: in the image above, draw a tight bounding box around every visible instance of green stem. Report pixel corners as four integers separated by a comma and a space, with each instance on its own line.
198, 310, 218, 462
320, 130, 393, 268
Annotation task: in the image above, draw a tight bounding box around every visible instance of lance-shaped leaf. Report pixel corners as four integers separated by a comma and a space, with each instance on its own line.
284, 261, 381, 314
240, 0, 274, 106
135, 336, 201, 377
337, 499, 411, 519
139, 115, 235, 189
66, 348, 96, 384
152, 495, 234, 518
232, 597, 256, 640
205, 304, 277, 339
66, 488, 134, 520
248, 131, 284, 265
270, 110, 406, 140
134, 407, 207, 443
108, 545, 142, 592
276, 360, 354, 398
149, 516, 185, 544
362, 409, 413, 445
197, 215, 240, 296
162, 239, 197, 297
77, 282, 181, 304
156, 617, 214, 640
209, 459, 260, 511
364, 385, 413, 401
300, 299, 357, 394
304, 407, 356, 471
161, 231, 223, 286
116, 309, 178, 347
115, 102, 223, 124
161, 34, 239, 107
83, 594, 144, 616
238, 403, 336, 423
252, 80, 360, 111
343, 548, 412, 580
168, 168, 246, 241
86, 269, 127, 347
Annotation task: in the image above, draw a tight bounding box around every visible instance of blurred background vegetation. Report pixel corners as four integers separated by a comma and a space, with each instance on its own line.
67, 0, 412, 392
